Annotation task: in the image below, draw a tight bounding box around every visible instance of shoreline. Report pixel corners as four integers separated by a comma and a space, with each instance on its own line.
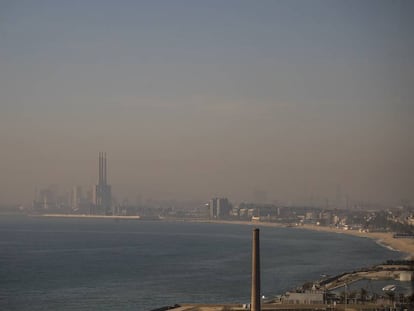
33, 214, 142, 220
191, 219, 414, 258
298, 223, 414, 258
31, 214, 414, 257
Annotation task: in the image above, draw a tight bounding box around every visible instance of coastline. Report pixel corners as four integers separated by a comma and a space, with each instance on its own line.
32, 214, 414, 258
33, 214, 142, 220
298, 224, 414, 258
192, 219, 414, 258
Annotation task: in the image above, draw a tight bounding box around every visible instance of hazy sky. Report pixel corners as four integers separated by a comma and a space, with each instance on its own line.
0, 0, 413, 206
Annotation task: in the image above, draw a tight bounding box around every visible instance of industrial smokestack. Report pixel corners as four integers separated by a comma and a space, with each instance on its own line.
100, 152, 103, 185
104, 152, 107, 184
98, 152, 101, 185
251, 228, 261, 311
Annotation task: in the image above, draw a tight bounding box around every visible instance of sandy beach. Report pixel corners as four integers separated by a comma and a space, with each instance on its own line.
298, 224, 414, 258
195, 220, 414, 258
37, 215, 414, 258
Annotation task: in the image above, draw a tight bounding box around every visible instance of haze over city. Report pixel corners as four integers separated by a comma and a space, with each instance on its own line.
0, 0, 413, 206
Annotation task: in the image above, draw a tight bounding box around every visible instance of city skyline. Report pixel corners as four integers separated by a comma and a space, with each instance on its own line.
1, 1, 413, 206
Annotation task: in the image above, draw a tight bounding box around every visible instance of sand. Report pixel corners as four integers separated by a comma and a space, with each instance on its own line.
298, 224, 414, 258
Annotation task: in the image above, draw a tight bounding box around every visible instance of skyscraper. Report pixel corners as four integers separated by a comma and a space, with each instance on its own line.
70, 186, 82, 211
209, 197, 231, 219
93, 152, 112, 215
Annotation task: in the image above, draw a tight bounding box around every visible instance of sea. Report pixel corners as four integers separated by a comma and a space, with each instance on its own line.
0, 215, 402, 311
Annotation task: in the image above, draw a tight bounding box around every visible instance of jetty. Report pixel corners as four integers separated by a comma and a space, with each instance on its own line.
318, 260, 414, 290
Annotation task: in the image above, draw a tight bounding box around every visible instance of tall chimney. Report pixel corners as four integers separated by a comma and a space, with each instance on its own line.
251, 228, 261, 311
101, 152, 104, 185
104, 152, 107, 184
98, 152, 101, 185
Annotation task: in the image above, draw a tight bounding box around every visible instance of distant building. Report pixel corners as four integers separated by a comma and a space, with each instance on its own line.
71, 186, 82, 211
33, 187, 56, 209
217, 198, 230, 218
210, 198, 231, 219
40, 188, 53, 209
305, 211, 315, 220
209, 198, 217, 219
32, 185, 68, 211
320, 211, 332, 225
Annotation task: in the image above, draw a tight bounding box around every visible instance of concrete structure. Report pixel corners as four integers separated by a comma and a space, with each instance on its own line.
251, 228, 261, 311
93, 152, 112, 215
282, 291, 325, 304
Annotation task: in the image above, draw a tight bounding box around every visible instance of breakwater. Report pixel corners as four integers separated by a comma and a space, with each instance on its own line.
317, 260, 413, 290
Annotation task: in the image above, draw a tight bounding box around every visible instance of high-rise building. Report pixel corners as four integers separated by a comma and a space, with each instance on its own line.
209, 198, 218, 219
217, 198, 230, 218
71, 186, 82, 211
93, 152, 112, 215
210, 197, 231, 219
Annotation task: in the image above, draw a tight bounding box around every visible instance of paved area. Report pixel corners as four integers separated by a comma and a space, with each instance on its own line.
168, 303, 391, 311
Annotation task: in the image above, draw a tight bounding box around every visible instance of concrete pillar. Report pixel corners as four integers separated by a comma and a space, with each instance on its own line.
251, 228, 261, 311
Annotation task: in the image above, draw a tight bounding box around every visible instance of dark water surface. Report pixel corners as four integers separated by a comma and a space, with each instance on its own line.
0, 216, 398, 310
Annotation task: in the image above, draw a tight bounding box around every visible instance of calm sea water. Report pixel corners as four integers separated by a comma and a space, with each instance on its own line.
0, 215, 399, 310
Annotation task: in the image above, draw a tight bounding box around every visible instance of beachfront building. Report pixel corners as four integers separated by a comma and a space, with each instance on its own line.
209, 198, 231, 219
